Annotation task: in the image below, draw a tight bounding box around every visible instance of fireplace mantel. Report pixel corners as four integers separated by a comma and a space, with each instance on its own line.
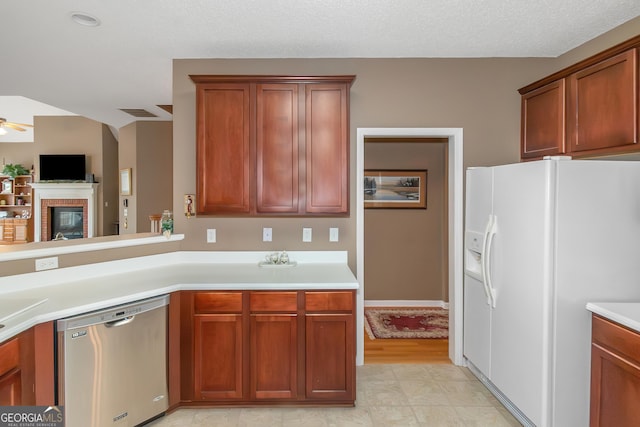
30, 183, 100, 242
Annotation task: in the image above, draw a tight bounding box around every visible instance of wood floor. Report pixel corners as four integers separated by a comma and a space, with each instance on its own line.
364, 330, 450, 364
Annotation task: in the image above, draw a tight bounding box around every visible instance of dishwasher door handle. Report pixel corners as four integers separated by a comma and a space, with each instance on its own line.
105, 315, 135, 328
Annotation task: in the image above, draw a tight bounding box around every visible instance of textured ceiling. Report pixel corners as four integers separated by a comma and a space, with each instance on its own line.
1, 0, 640, 134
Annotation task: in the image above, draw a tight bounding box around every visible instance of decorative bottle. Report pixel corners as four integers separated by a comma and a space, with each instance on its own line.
161, 209, 174, 237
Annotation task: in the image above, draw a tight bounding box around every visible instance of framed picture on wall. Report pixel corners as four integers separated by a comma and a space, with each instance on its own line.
119, 168, 132, 196
364, 169, 427, 209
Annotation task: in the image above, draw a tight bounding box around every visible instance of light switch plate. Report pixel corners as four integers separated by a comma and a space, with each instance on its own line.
207, 229, 216, 243
263, 227, 272, 242
329, 227, 339, 242
302, 227, 312, 242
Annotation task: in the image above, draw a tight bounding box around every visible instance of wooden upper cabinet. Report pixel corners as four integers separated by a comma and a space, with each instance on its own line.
190, 75, 355, 216
521, 80, 565, 159
195, 83, 251, 214
567, 49, 638, 153
519, 35, 640, 160
306, 84, 350, 214
256, 84, 300, 213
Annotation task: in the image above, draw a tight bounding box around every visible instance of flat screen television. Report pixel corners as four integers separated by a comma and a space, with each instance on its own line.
39, 154, 86, 182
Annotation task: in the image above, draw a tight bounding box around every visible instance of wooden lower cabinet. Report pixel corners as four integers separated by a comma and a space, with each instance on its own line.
0, 322, 54, 407
306, 314, 354, 400
185, 290, 355, 406
0, 338, 21, 405
305, 291, 355, 401
193, 292, 244, 400
250, 292, 298, 399
590, 315, 640, 426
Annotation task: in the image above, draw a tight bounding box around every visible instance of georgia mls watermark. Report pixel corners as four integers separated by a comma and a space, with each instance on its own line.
0, 406, 64, 427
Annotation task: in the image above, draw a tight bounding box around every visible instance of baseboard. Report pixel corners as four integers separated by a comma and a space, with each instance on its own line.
364, 300, 449, 309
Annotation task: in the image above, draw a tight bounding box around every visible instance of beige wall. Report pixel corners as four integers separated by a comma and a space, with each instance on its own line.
0, 143, 35, 170
364, 142, 447, 301
118, 121, 173, 234
119, 123, 138, 233
119, 121, 173, 233
136, 121, 173, 232
101, 126, 119, 235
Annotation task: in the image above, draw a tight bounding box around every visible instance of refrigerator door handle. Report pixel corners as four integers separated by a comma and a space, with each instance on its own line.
480, 215, 494, 306
484, 215, 498, 308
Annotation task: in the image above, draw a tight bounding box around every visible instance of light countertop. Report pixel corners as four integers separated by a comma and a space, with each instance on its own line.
0, 250, 358, 343
586, 302, 640, 333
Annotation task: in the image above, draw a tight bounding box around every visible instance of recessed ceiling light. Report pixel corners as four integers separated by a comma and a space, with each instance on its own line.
70, 12, 101, 27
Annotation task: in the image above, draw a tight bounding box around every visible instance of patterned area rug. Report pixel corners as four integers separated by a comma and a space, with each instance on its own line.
364, 307, 448, 339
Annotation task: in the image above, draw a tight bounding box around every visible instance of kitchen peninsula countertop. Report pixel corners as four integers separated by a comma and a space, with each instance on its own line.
586, 302, 640, 333
0, 251, 358, 343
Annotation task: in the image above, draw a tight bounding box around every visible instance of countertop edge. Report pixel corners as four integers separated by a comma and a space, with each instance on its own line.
586, 302, 640, 333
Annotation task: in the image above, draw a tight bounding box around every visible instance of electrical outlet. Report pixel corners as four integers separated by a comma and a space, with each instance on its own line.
35, 256, 59, 271
329, 227, 339, 242
302, 227, 312, 242
207, 229, 216, 243
263, 227, 272, 242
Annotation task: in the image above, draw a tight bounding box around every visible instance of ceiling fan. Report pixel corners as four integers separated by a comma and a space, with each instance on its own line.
0, 117, 34, 135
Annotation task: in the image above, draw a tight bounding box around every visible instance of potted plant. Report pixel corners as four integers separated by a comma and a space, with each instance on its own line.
2, 163, 29, 179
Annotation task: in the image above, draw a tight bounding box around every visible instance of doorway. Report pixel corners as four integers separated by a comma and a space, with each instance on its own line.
356, 128, 463, 366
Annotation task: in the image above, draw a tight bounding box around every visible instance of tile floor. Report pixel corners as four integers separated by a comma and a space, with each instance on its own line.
147, 364, 522, 426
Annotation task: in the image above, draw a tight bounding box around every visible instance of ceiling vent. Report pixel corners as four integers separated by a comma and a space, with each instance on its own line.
119, 108, 157, 118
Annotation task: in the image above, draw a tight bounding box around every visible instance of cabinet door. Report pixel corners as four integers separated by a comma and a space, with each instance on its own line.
249, 291, 298, 399
590, 343, 640, 427
0, 369, 21, 406
0, 338, 21, 406
305, 291, 354, 401
193, 314, 244, 400
568, 49, 638, 153
196, 83, 251, 213
305, 84, 349, 214
590, 315, 640, 426
256, 84, 300, 213
13, 221, 27, 243
250, 314, 298, 399
521, 80, 565, 159
305, 313, 354, 401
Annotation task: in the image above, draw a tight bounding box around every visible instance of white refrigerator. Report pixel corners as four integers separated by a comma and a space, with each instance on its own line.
463, 157, 640, 427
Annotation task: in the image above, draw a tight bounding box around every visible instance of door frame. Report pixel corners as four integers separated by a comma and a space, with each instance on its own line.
356, 127, 464, 365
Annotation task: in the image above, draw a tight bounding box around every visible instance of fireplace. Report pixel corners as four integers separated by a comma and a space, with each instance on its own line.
49, 206, 85, 240
30, 183, 99, 242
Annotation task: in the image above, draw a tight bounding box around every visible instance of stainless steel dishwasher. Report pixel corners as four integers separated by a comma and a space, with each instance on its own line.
57, 294, 169, 427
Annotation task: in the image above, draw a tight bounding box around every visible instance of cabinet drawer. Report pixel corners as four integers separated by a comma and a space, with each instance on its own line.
592, 315, 640, 364
250, 292, 297, 312
194, 292, 243, 313
0, 338, 19, 377
305, 291, 353, 312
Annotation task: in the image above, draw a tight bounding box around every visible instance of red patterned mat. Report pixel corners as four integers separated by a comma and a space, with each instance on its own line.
364, 307, 448, 339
